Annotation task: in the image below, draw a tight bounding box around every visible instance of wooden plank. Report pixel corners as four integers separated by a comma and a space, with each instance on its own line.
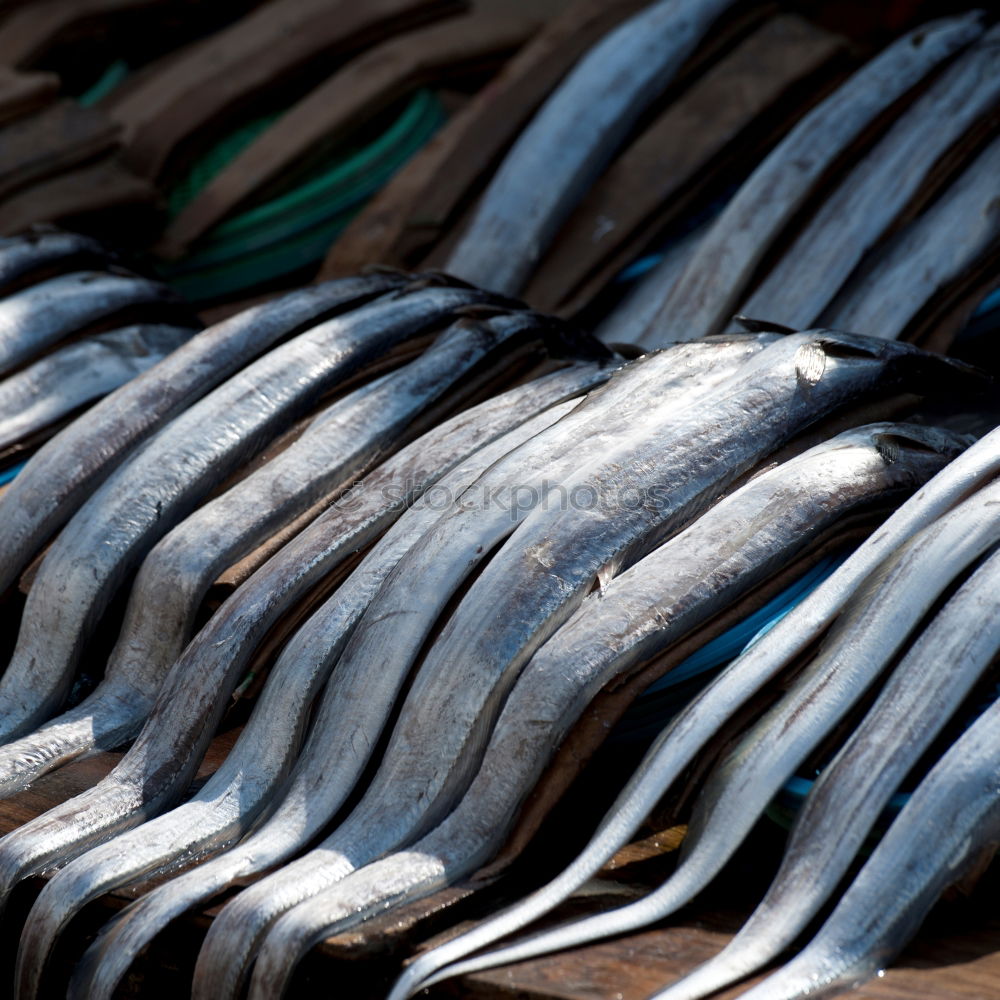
157, 9, 540, 256
0, 0, 179, 69
0, 99, 120, 206
104, 0, 465, 181
0, 153, 156, 235
317, 0, 650, 279
0, 66, 58, 124
522, 14, 850, 315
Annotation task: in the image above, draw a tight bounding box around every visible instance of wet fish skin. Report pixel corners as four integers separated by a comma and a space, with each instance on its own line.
383, 422, 1000, 994
735, 23, 1000, 332
820, 132, 1000, 344
0, 270, 184, 378
738, 646, 1000, 1000
193, 333, 981, 1000
17, 367, 613, 1000
446, 0, 739, 295
460, 461, 1000, 981
0, 324, 198, 454
227, 420, 964, 1000
0, 229, 116, 298
0, 272, 404, 596
654, 510, 1000, 1000
189, 336, 779, 1000
641, 13, 984, 343
0, 283, 491, 744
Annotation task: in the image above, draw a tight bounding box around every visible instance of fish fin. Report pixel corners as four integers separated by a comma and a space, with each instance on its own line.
733, 315, 798, 335
794, 342, 827, 386
873, 433, 902, 465
596, 556, 623, 595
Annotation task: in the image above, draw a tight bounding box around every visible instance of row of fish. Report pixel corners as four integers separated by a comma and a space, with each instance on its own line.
0, 2, 997, 999
0, 210, 994, 998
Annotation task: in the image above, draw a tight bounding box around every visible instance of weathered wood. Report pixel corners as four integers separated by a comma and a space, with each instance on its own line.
0, 66, 58, 124
523, 14, 850, 315
0, 99, 120, 206
318, 0, 649, 279
157, 10, 539, 256
0, 0, 177, 69
0, 154, 156, 235
104, 0, 464, 181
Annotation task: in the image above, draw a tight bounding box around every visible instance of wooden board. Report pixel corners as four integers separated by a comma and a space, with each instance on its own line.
156, 8, 540, 255
104, 0, 464, 181
0, 98, 120, 205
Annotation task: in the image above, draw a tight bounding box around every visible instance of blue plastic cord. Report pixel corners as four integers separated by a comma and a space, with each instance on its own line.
0, 461, 26, 486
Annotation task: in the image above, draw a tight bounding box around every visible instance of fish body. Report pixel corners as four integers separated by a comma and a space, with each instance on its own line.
0, 270, 183, 378
641, 14, 983, 343
190, 332, 981, 999
0, 229, 116, 298
33, 386, 600, 1000
0, 283, 489, 741
655, 511, 1000, 1000
0, 273, 403, 595
0, 324, 198, 454
229, 420, 966, 1000
446, 0, 737, 294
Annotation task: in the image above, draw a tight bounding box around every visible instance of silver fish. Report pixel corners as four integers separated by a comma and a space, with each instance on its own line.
188, 335, 779, 1000
0, 324, 198, 455
0, 272, 403, 596
0, 229, 116, 298
446, 0, 738, 295
736, 23, 1000, 332
15, 366, 614, 1000
189, 332, 979, 1000
821, 132, 1000, 344
654, 494, 1000, 1000
221, 421, 964, 1000
0, 283, 490, 742
450, 460, 1000, 983
0, 270, 183, 378
639, 14, 983, 343
0, 312, 573, 798
736, 589, 1000, 999
390, 422, 1000, 990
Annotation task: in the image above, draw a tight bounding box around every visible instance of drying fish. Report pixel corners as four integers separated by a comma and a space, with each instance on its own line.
433, 462, 1000, 983
393, 422, 1000, 990
0, 323, 199, 456
189, 331, 979, 999
446, 0, 739, 295
736, 628, 1000, 1000
0, 311, 579, 799
0, 229, 116, 298
214, 420, 963, 1000
0, 282, 491, 741
15, 363, 616, 1000
736, 23, 1000, 331
640, 13, 982, 343
822, 133, 1000, 350
0, 271, 403, 595
0, 270, 185, 379
145, 336, 775, 999
655, 513, 1000, 1000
